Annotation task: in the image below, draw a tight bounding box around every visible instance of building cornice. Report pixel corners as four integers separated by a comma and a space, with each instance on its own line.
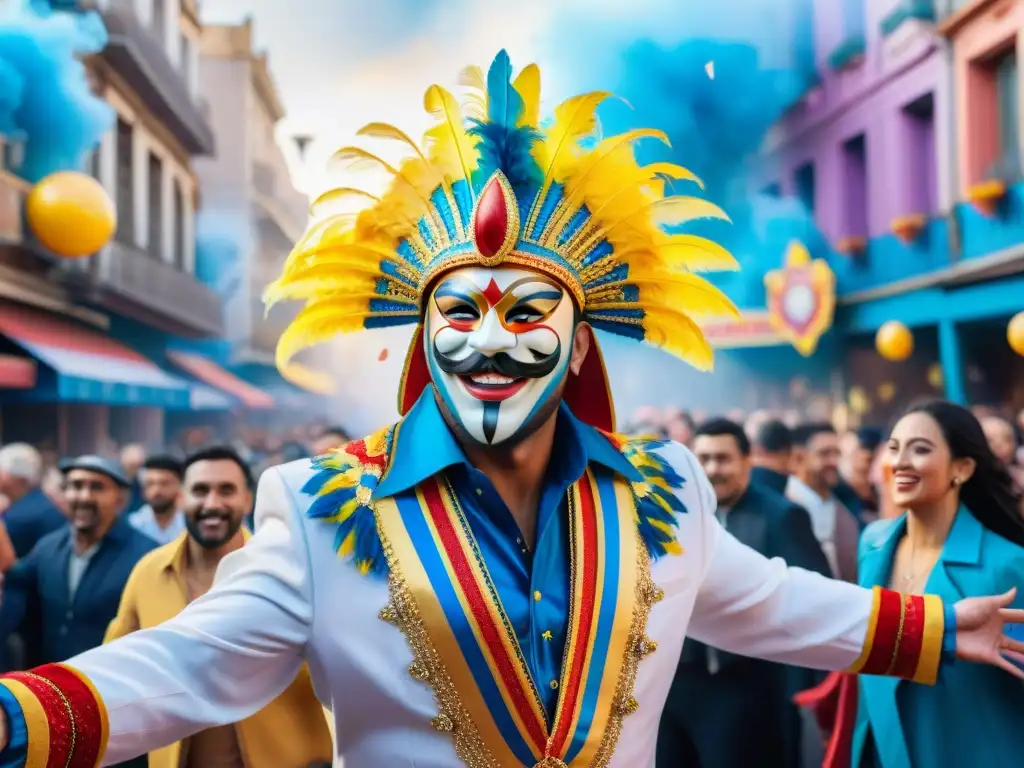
938, 0, 1010, 37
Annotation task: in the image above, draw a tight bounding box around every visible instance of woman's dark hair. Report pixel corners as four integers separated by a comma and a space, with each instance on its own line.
899, 399, 1024, 548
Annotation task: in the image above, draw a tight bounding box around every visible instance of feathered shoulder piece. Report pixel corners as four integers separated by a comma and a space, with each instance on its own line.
601, 431, 688, 560
266, 49, 740, 386
302, 425, 396, 577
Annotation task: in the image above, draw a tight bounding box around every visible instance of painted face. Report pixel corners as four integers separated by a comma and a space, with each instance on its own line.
425, 266, 576, 446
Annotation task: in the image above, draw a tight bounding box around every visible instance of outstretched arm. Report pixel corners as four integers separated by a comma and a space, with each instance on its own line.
0, 467, 313, 766
668, 443, 1021, 682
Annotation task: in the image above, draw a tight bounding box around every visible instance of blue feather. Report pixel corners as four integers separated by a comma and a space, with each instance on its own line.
468, 50, 543, 195
486, 49, 522, 128
468, 120, 542, 193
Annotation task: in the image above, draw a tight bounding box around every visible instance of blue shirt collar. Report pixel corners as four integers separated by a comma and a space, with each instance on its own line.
373, 387, 642, 499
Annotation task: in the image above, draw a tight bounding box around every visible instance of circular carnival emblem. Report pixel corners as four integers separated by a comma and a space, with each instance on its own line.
781, 282, 817, 328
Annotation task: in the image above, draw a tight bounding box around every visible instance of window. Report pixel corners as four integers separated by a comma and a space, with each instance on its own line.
172, 179, 185, 270
147, 152, 163, 259
179, 33, 191, 84
152, 0, 165, 44
761, 182, 781, 197
841, 133, 868, 237
902, 93, 936, 215
86, 147, 100, 180
115, 119, 134, 244
794, 162, 816, 214
994, 49, 1020, 178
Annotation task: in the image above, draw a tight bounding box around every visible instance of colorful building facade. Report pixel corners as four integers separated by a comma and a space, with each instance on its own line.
751, 0, 1024, 422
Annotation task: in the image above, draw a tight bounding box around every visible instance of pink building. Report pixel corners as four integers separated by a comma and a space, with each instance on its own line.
758, 0, 954, 253
940, 0, 1022, 200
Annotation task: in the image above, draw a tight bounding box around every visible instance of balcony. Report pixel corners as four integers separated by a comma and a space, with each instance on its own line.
87, 240, 223, 336
251, 161, 306, 245
99, 0, 214, 155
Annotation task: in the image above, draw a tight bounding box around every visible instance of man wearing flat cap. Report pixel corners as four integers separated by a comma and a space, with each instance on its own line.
0, 456, 156, 669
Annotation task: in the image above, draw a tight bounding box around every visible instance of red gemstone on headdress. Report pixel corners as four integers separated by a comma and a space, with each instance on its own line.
474, 177, 510, 259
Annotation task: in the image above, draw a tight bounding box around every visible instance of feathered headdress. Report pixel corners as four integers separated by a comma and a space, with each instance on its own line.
266, 50, 739, 430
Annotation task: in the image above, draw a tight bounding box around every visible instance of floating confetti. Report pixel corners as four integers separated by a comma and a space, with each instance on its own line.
705, 60, 714, 79
378, 348, 389, 362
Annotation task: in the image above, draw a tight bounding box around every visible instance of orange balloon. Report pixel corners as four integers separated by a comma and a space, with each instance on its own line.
26, 171, 116, 258
876, 321, 913, 362
1009, 312, 1024, 357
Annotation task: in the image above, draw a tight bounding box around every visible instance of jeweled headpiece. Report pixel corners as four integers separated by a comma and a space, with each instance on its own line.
266, 51, 739, 430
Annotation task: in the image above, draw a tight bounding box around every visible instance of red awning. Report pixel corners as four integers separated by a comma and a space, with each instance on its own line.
0, 354, 36, 389
166, 351, 274, 409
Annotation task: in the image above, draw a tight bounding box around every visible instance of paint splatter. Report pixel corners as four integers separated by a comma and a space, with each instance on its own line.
0, 0, 114, 182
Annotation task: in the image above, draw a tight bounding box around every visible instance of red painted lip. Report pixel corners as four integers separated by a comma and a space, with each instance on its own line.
458, 375, 527, 401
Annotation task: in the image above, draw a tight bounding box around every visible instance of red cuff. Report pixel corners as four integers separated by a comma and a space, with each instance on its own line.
847, 587, 944, 684
0, 663, 108, 767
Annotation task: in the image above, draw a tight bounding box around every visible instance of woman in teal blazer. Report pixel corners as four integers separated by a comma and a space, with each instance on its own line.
852, 400, 1024, 768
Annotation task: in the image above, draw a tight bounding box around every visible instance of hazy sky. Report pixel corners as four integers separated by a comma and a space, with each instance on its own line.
197, 0, 798, 431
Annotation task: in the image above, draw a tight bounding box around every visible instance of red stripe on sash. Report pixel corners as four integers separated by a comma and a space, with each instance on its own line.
421, 479, 548, 751
549, 474, 600, 755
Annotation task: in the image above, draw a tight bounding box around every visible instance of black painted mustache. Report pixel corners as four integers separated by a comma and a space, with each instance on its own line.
433, 341, 561, 380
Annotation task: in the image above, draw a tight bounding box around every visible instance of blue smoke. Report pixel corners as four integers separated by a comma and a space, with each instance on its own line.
0, 0, 114, 182
541, 0, 822, 307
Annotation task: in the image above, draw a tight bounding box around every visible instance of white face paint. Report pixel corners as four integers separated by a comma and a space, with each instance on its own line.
425, 266, 576, 446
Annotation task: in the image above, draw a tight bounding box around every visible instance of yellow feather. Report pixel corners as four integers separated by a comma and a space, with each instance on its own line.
573, 196, 730, 261
529, 91, 611, 226
646, 306, 714, 369
457, 64, 486, 120
659, 235, 739, 272
645, 162, 704, 190
275, 303, 378, 373
512, 63, 541, 127
264, 268, 415, 306
309, 187, 379, 218
356, 122, 430, 165
651, 197, 730, 227
423, 84, 479, 186
588, 275, 739, 320
279, 361, 335, 395
545, 128, 670, 238
329, 145, 401, 175
591, 305, 714, 370
339, 528, 357, 557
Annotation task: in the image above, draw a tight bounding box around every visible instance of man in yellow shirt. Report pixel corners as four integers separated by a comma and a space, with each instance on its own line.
106, 446, 332, 768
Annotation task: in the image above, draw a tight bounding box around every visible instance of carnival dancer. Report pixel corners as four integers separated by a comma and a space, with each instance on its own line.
0, 51, 1023, 768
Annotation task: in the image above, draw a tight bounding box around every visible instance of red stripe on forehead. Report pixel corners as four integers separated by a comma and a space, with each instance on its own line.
482, 278, 503, 307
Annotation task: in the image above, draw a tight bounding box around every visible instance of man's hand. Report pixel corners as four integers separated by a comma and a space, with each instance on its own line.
955, 588, 1024, 678
0, 703, 7, 752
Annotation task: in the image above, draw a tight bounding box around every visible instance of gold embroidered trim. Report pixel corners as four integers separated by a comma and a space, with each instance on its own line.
591, 530, 658, 766
376, 484, 660, 767
886, 593, 909, 676
377, 518, 503, 768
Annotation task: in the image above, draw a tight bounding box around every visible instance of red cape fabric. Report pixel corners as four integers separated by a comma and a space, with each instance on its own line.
793, 671, 858, 768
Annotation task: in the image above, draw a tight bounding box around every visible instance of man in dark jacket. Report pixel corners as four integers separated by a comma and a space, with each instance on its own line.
658, 419, 831, 768
0, 456, 155, 668
749, 419, 795, 496
0, 443, 66, 558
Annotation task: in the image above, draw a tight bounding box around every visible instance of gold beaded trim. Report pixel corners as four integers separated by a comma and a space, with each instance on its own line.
418, 251, 586, 309
375, 480, 660, 767
590, 530, 660, 765
885, 593, 909, 676
376, 518, 503, 767
27, 672, 77, 767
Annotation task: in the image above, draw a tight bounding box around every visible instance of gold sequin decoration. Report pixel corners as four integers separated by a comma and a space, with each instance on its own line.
374, 482, 660, 767
590, 529, 658, 766
376, 518, 504, 767
378, 605, 398, 625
